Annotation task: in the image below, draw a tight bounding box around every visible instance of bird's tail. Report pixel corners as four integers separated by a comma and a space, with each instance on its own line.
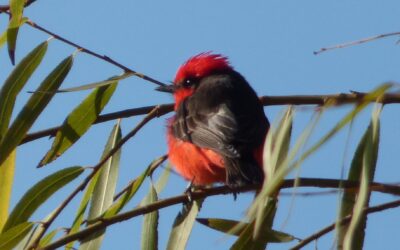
224, 156, 264, 188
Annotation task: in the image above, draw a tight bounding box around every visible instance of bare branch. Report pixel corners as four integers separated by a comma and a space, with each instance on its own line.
0, 10, 167, 87
290, 199, 400, 249
22, 92, 400, 144
23, 18, 166, 86
38, 178, 400, 250
314, 31, 400, 55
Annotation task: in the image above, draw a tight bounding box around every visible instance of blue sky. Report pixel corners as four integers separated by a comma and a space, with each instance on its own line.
1, 1, 400, 249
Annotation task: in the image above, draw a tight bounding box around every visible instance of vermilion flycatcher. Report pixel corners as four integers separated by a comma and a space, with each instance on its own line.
157, 53, 269, 187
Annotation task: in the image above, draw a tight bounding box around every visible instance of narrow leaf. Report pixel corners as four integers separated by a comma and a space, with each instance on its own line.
254, 84, 390, 204
0, 222, 33, 250
336, 123, 370, 248
197, 218, 294, 243
2, 166, 84, 232
7, 0, 25, 64
166, 200, 203, 250
0, 41, 48, 138
0, 30, 7, 51
79, 122, 122, 250
39, 228, 60, 247
38, 82, 117, 166
18, 207, 58, 249
141, 183, 159, 250
343, 108, 381, 250
232, 199, 278, 250
0, 149, 16, 231
65, 169, 102, 250
104, 156, 165, 218
0, 55, 73, 166
55, 72, 133, 92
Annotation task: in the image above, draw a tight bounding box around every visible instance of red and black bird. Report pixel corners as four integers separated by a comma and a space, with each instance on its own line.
157, 53, 269, 188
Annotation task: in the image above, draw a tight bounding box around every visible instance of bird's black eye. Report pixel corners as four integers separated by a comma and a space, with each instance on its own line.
182, 78, 197, 88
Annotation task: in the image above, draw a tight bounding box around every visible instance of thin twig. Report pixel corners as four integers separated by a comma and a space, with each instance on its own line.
24, 18, 166, 86
314, 31, 400, 55
21, 92, 400, 144
38, 178, 400, 250
0, 10, 167, 87
27, 107, 161, 249
21, 103, 173, 144
290, 198, 400, 250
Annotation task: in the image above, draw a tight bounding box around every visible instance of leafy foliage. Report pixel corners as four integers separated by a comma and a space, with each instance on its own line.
0, 3, 398, 250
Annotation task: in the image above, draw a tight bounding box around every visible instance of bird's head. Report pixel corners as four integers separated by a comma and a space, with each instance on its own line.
156, 52, 233, 109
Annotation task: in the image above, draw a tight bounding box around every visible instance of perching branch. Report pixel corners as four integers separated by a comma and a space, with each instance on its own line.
38, 178, 400, 250
22, 92, 400, 144
27, 107, 161, 249
290, 198, 400, 250
314, 31, 400, 55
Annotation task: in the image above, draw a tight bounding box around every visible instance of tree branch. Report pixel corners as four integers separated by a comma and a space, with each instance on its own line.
290, 198, 400, 249
27, 107, 161, 249
38, 178, 400, 250
314, 31, 400, 55
23, 18, 166, 86
22, 92, 400, 144
0, 10, 167, 87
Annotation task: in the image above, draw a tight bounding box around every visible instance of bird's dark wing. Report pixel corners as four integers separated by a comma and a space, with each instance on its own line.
171, 73, 268, 159
172, 101, 241, 158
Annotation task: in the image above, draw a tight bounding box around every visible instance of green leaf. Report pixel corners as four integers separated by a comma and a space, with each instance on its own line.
79, 122, 122, 250
38, 82, 117, 166
2, 166, 84, 232
55, 72, 133, 92
0, 222, 34, 250
0, 149, 16, 231
0, 55, 73, 166
0, 30, 7, 51
255, 84, 390, 204
197, 218, 294, 243
166, 200, 203, 250
7, 0, 25, 64
336, 122, 369, 248
230, 223, 266, 250
343, 108, 381, 250
0, 41, 48, 138
232, 199, 278, 250
238, 108, 293, 248
154, 163, 171, 194
39, 228, 60, 247
141, 183, 159, 250
104, 155, 166, 218
65, 170, 102, 250
17, 207, 58, 249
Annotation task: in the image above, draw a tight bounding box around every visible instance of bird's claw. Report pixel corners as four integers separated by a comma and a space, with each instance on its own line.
184, 179, 196, 203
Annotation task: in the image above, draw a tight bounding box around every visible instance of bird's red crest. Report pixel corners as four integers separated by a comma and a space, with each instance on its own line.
174, 52, 232, 84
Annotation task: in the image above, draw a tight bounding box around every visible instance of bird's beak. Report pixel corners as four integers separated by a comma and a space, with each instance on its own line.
155, 84, 176, 93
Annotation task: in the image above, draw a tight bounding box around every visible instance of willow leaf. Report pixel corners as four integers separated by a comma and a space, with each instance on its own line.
38, 82, 117, 166
79, 122, 121, 250
2, 166, 84, 232
0, 55, 73, 166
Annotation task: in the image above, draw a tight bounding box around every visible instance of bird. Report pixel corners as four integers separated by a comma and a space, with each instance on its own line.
156, 53, 270, 188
